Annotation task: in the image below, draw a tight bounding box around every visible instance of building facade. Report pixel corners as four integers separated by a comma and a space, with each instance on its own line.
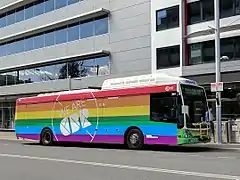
154, 0, 240, 120
0, 0, 151, 129
1, 0, 240, 129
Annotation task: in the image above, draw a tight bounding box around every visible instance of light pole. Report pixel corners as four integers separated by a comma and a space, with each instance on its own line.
214, 0, 222, 144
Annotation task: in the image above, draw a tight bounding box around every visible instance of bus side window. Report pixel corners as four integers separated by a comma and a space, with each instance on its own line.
150, 92, 177, 123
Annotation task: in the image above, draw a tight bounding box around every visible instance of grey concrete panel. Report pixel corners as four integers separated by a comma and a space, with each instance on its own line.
109, 0, 150, 12
112, 47, 151, 62
183, 60, 240, 76
110, 13, 150, 32
110, 35, 151, 53
109, 24, 150, 43
110, 58, 151, 74
110, 1, 150, 21
0, 0, 19, 9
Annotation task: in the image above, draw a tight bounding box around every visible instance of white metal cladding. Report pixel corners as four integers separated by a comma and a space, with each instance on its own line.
101, 73, 198, 90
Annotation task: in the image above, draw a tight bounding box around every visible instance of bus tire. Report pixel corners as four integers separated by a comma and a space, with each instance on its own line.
126, 128, 144, 149
40, 128, 53, 146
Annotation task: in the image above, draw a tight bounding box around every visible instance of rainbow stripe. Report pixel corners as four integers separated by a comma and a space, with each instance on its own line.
15, 94, 178, 145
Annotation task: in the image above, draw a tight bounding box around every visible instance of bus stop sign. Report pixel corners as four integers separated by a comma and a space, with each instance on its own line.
211, 82, 223, 92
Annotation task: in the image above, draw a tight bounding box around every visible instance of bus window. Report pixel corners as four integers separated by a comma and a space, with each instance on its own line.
150, 92, 178, 123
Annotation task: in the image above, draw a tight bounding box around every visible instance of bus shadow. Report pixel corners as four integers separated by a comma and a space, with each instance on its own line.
22, 141, 237, 153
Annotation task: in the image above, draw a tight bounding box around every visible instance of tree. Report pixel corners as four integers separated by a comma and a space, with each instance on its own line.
58, 61, 88, 79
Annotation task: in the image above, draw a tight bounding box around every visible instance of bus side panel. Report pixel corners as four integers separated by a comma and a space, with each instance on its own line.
99, 94, 178, 145
14, 102, 51, 141
52, 94, 178, 145
14, 93, 178, 145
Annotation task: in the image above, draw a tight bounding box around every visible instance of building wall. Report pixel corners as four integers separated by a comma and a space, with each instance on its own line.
151, 0, 182, 76
151, 0, 188, 77
152, 0, 240, 84
0, 0, 151, 96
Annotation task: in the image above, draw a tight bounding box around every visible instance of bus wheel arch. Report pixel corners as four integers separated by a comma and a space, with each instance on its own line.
40, 127, 54, 146
124, 127, 144, 149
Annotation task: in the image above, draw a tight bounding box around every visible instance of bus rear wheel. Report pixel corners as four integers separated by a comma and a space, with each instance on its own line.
126, 129, 144, 149
40, 128, 53, 146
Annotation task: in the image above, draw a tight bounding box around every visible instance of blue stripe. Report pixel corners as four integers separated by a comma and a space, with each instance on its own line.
15, 124, 177, 136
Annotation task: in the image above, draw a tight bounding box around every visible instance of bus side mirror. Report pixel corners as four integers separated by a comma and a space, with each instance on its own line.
182, 105, 189, 115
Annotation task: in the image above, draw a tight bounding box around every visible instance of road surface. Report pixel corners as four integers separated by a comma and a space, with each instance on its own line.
0, 140, 240, 180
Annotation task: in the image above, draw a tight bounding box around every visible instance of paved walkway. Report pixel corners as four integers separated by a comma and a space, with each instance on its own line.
0, 132, 18, 141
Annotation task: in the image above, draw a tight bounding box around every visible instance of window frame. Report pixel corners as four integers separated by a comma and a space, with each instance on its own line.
150, 92, 179, 124
156, 5, 179, 32
156, 45, 180, 69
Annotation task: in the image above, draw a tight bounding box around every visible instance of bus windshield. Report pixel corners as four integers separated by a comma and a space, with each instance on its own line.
180, 84, 208, 128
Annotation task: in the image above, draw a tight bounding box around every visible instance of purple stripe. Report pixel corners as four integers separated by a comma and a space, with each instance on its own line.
55, 134, 124, 144
17, 134, 40, 141
144, 136, 177, 145
17, 134, 177, 145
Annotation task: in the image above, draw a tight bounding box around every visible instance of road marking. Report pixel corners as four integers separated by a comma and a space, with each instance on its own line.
217, 157, 231, 159
0, 153, 239, 179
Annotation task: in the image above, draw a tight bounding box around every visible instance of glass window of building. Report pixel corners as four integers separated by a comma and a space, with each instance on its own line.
188, 1, 201, 25
0, 14, 6, 28
95, 16, 109, 36
15, 7, 25, 23
6, 10, 16, 26
24, 37, 34, 51
156, 45, 180, 69
156, 6, 179, 31
67, 23, 80, 41
235, 0, 240, 15
220, 0, 234, 18
0, 56, 110, 86
167, 6, 179, 28
0, 102, 16, 129
68, 0, 80, 5
235, 37, 240, 58
44, 0, 55, 13
188, 36, 240, 65
189, 43, 202, 65
55, 27, 68, 44
221, 38, 234, 60
55, 0, 67, 9
34, 33, 45, 49
202, 41, 215, 63
0, 15, 108, 57
24, 3, 34, 20
44, 31, 55, 46
34, 0, 45, 17
80, 20, 94, 38
0, 0, 80, 28
187, 0, 240, 24
202, 0, 214, 21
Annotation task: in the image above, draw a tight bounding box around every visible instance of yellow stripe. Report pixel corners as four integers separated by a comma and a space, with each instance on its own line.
15, 105, 150, 120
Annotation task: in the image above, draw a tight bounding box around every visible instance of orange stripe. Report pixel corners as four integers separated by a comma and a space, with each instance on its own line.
16, 95, 150, 112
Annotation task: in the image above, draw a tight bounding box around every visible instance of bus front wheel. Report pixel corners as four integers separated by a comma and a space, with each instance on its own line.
40, 128, 53, 146
126, 128, 144, 149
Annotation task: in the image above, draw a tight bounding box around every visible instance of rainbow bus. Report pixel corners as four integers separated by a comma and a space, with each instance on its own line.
14, 73, 211, 149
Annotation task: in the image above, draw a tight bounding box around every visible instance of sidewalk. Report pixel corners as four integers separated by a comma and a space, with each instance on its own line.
0, 132, 19, 141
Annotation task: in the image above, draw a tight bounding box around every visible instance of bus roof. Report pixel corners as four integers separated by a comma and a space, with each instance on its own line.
102, 73, 198, 90
36, 89, 100, 97
16, 73, 198, 105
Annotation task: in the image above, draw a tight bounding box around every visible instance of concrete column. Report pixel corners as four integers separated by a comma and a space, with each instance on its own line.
179, 0, 188, 75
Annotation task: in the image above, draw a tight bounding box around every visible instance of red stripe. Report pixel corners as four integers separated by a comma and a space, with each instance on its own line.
16, 84, 177, 105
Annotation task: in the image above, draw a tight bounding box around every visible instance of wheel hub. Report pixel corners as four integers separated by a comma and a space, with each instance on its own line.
130, 133, 139, 145
44, 132, 51, 144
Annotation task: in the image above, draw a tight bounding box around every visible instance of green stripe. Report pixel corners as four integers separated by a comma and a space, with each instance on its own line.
15, 115, 175, 127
